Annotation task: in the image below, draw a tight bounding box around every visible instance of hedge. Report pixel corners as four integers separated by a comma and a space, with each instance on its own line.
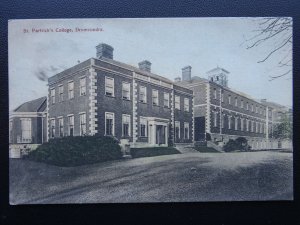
27, 135, 122, 167
223, 137, 251, 152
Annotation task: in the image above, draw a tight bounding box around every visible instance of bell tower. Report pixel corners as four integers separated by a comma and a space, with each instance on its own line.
206, 66, 229, 87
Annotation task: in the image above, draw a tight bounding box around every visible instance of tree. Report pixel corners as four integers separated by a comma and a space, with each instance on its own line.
245, 17, 292, 81
273, 114, 293, 140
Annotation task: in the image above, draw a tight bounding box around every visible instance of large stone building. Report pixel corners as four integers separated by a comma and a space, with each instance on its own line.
176, 66, 285, 150
47, 43, 194, 150
9, 44, 292, 155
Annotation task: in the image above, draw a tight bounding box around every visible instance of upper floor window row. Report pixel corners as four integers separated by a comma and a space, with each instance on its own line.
50, 77, 87, 104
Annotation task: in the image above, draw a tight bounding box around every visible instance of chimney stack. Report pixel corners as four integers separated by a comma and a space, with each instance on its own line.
138, 60, 152, 73
96, 43, 114, 59
182, 66, 192, 81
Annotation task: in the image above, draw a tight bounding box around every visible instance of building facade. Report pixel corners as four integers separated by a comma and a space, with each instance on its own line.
176, 66, 284, 150
47, 43, 194, 149
9, 97, 47, 157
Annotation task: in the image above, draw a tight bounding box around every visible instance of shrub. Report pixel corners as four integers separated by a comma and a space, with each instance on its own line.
27, 136, 122, 166
130, 147, 180, 158
223, 137, 251, 152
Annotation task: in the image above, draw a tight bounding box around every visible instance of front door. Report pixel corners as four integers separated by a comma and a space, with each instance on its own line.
156, 125, 166, 145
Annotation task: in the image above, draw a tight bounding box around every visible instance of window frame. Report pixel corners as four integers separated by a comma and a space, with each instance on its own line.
58, 84, 64, 102
122, 114, 131, 137
140, 117, 148, 137
50, 88, 55, 104
68, 115, 74, 136
105, 112, 115, 136
105, 76, 115, 97
139, 86, 147, 103
58, 117, 64, 137
184, 98, 189, 112
50, 118, 55, 138
152, 89, 159, 106
184, 122, 189, 140
21, 118, 32, 143
79, 77, 86, 96
122, 81, 131, 100
79, 113, 87, 136
175, 95, 180, 110
175, 121, 180, 140
163, 92, 170, 108
68, 81, 74, 99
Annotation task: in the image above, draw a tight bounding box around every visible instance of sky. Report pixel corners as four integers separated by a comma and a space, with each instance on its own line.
8, 18, 293, 111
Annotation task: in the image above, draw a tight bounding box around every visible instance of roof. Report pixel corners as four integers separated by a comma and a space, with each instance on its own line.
97, 57, 173, 84
14, 96, 47, 112
206, 66, 230, 74
175, 76, 208, 87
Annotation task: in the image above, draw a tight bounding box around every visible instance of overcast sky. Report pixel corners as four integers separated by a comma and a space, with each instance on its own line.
8, 18, 292, 111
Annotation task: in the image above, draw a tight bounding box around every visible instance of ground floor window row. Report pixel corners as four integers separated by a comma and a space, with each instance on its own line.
49, 112, 191, 142
49, 113, 87, 138
211, 112, 266, 134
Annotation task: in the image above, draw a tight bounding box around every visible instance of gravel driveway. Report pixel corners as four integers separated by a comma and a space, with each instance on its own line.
9, 151, 293, 204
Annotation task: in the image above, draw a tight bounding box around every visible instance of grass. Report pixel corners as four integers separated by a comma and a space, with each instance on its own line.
194, 146, 221, 153
130, 147, 181, 158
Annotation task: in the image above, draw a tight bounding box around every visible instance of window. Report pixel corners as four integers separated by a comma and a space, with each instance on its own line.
58, 85, 64, 102
221, 91, 224, 102
256, 105, 258, 113
50, 118, 55, 138
184, 98, 189, 112
241, 118, 244, 131
222, 114, 225, 129
246, 102, 249, 110
68, 115, 74, 136
241, 100, 244, 108
175, 95, 180, 110
140, 117, 148, 137
105, 112, 114, 136
139, 86, 147, 103
80, 77, 86, 96
58, 117, 64, 137
251, 121, 254, 132
184, 123, 189, 139
251, 104, 254, 112
256, 122, 259, 133
152, 89, 158, 106
122, 114, 131, 137
228, 95, 231, 104
214, 88, 217, 99
246, 119, 249, 131
213, 111, 217, 127
68, 81, 74, 99
175, 121, 180, 141
228, 116, 232, 129
50, 88, 55, 104
80, 113, 86, 135
164, 92, 169, 107
235, 117, 238, 130
235, 97, 238, 107
105, 77, 114, 96
21, 118, 32, 142
122, 82, 130, 100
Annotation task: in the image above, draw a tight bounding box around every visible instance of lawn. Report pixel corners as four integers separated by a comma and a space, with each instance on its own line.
9, 151, 293, 204
194, 146, 221, 153
130, 147, 181, 158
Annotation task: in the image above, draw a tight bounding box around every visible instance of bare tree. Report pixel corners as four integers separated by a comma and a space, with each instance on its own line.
244, 17, 292, 81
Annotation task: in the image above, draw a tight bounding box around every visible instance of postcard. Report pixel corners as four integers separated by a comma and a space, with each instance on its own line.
8, 18, 293, 204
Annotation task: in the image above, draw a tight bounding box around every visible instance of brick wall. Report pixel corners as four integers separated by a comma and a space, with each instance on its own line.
48, 69, 90, 137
